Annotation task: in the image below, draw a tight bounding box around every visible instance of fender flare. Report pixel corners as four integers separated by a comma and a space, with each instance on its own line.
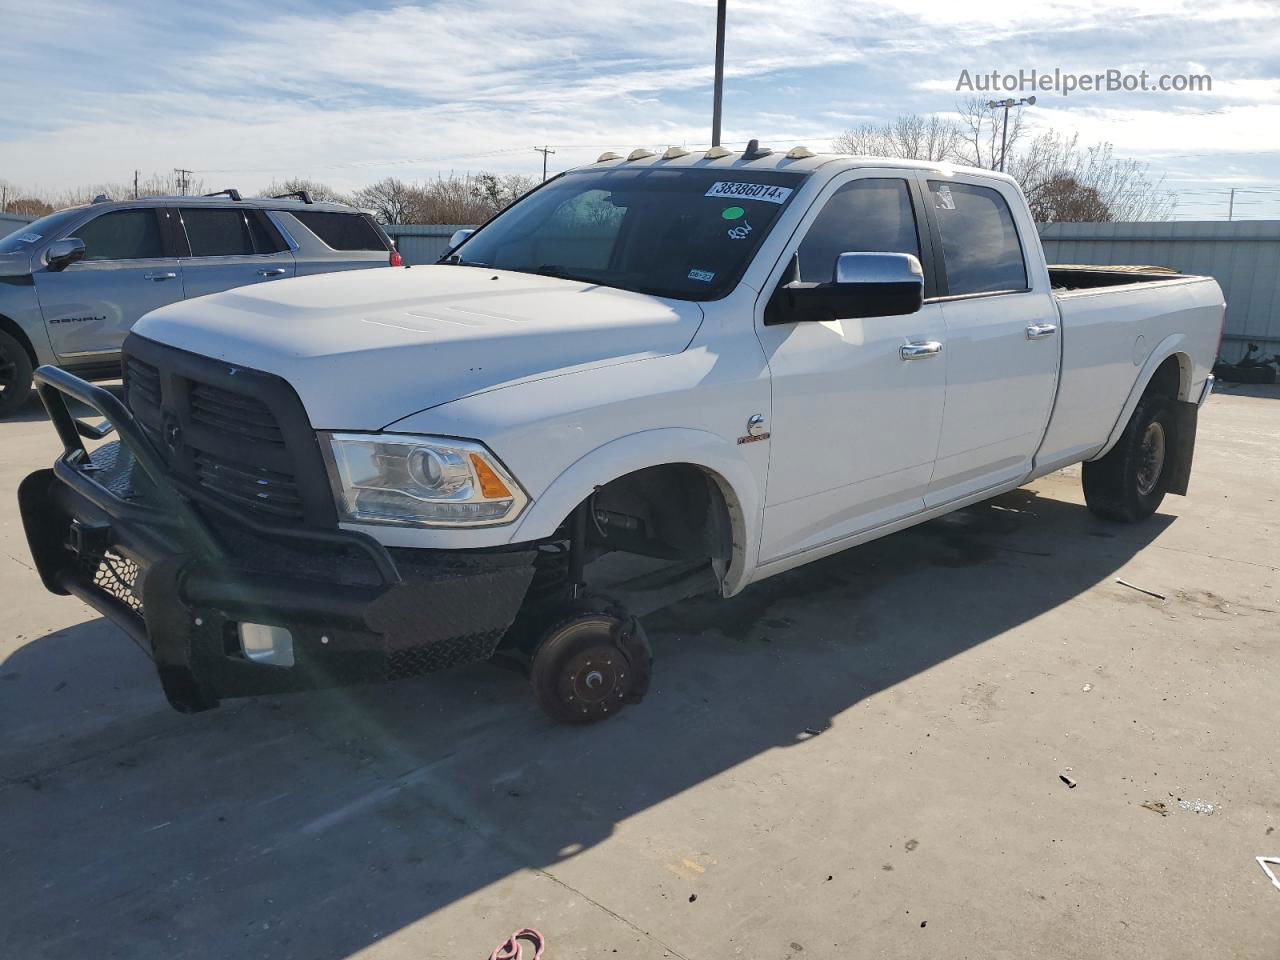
509, 427, 762, 596
1090, 334, 1192, 461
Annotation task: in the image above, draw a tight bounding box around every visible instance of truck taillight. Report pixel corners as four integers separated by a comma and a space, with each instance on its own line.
389, 249, 403, 267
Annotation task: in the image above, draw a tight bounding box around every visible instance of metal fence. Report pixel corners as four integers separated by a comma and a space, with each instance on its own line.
0, 212, 35, 233
1039, 220, 1280, 362
382, 224, 473, 266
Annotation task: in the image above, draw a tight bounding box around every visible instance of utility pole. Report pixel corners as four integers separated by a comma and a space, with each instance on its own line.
1228, 187, 1236, 221
711, 0, 727, 147
986, 96, 1035, 172
0, 184, 6, 214
173, 167, 192, 194
134, 170, 139, 200
533, 146, 556, 182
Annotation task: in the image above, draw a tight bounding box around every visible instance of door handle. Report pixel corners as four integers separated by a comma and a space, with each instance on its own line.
256, 268, 288, 277
1026, 322, 1058, 340
900, 340, 943, 361
143, 272, 177, 281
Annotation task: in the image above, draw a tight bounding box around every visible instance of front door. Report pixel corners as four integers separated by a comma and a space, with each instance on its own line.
34, 207, 184, 361
919, 176, 1060, 507
756, 173, 947, 565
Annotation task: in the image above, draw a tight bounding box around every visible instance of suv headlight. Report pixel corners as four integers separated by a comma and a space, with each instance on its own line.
322, 433, 528, 526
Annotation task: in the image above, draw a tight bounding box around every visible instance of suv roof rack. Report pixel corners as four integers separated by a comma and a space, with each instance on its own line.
202, 189, 243, 201
271, 190, 314, 204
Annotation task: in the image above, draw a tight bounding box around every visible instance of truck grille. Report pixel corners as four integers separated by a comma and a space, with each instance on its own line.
121, 337, 335, 528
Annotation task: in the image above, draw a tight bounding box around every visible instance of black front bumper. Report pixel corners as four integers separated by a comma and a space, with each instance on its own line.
19, 367, 537, 712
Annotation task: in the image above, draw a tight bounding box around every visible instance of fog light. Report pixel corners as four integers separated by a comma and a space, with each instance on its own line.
239, 623, 295, 667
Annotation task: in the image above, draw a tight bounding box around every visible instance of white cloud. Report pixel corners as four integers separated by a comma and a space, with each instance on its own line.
1, 0, 1277, 195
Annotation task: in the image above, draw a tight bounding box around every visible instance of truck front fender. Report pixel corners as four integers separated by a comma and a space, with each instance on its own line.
509, 427, 763, 597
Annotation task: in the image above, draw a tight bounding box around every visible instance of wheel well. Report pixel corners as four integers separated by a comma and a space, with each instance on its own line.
0, 314, 38, 368
1144, 353, 1188, 401
576, 463, 735, 569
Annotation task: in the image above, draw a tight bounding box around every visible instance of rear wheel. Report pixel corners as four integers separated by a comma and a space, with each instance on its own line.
1083, 397, 1174, 523
529, 601, 652, 724
0, 330, 34, 418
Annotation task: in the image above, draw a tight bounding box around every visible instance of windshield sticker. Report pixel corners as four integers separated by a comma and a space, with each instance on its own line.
934, 185, 956, 210
721, 205, 746, 221
726, 221, 753, 241
15, 233, 41, 243
705, 181, 793, 204
687, 268, 716, 282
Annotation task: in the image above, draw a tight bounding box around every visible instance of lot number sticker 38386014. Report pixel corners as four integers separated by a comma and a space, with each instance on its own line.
704, 181, 793, 204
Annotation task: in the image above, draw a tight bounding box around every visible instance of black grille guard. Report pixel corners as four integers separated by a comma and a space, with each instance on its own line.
32, 365, 402, 586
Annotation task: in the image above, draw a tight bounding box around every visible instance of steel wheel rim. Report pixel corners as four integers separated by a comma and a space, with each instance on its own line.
1136, 421, 1166, 496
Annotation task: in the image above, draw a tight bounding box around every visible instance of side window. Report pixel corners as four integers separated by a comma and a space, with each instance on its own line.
289, 211, 387, 251
180, 208, 285, 257
797, 179, 919, 283
928, 181, 1027, 295
74, 209, 164, 261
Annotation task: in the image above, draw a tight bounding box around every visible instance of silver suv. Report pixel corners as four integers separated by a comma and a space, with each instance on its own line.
0, 190, 400, 416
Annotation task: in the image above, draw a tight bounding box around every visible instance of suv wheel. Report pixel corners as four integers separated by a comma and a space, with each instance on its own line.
0, 330, 34, 418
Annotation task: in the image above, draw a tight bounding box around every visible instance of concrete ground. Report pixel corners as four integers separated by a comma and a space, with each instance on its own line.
1, 384, 1277, 960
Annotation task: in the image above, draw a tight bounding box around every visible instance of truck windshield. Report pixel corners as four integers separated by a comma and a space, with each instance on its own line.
447, 166, 807, 300
0, 209, 82, 254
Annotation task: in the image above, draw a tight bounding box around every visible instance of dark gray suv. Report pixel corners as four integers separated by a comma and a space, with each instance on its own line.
0, 190, 399, 416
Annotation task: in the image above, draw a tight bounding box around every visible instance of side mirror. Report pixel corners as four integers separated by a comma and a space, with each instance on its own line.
46, 238, 86, 272
447, 228, 475, 250
767, 252, 924, 324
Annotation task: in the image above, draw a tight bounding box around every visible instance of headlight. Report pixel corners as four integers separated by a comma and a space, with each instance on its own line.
322, 433, 529, 526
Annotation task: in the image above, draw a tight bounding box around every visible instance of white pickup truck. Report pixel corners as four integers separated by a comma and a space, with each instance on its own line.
20, 145, 1223, 723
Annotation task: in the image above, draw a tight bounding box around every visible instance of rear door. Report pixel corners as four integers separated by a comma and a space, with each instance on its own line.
281, 210, 392, 274
175, 206, 296, 300
34, 206, 184, 361
919, 175, 1060, 507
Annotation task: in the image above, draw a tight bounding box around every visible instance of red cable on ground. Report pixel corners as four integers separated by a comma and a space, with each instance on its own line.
489, 928, 545, 960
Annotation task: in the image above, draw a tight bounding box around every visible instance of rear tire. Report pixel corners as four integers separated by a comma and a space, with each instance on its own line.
0, 330, 34, 418
1083, 396, 1174, 523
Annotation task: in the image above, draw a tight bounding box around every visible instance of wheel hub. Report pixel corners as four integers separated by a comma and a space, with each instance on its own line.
563, 648, 627, 712
1136, 421, 1166, 496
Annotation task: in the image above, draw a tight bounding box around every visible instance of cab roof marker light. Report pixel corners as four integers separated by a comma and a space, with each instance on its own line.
626, 148, 656, 161
662, 146, 690, 159
786, 145, 816, 159
704, 145, 733, 159
596, 152, 622, 162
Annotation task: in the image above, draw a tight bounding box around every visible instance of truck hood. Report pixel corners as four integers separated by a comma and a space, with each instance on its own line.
133, 265, 704, 429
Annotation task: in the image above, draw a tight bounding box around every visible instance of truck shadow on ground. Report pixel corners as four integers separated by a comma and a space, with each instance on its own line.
0, 486, 1171, 959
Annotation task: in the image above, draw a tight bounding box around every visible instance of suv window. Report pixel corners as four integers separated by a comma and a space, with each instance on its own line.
180, 208, 287, 257
289, 211, 386, 251
929, 181, 1027, 295
75, 209, 165, 261
797, 178, 920, 283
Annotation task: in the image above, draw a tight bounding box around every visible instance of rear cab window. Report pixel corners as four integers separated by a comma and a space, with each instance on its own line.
288, 211, 389, 252
178, 207, 288, 257
928, 180, 1028, 296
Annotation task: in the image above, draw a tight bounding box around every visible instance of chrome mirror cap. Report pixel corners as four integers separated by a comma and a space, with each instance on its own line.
834, 251, 924, 287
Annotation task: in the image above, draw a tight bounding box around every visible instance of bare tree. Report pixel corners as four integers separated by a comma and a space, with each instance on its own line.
832, 114, 962, 162
1014, 132, 1174, 222
353, 178, 419, 224
4, 196, 54, 217
954, 96, 1028, 171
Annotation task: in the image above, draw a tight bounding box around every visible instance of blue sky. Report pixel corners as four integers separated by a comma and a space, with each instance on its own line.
2, 0, 1278, 219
